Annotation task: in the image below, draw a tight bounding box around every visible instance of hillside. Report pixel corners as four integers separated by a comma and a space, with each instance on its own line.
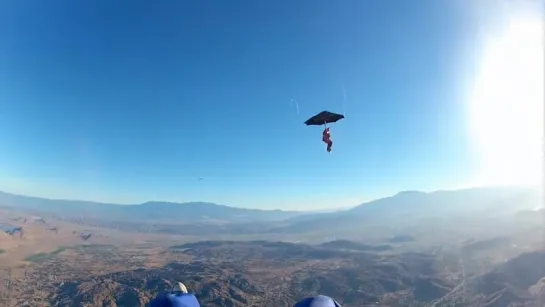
1, 187, 540, 242
269, 187, 540, 236
454, 251, 545, 306
2, 240, 544, 307
0, 187, 543, 306
6, 241, 456, 307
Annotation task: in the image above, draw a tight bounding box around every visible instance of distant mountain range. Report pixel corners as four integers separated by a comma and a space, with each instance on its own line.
271, 186, 540, 234
0, 191, 305, 223
0, 186, 539, 228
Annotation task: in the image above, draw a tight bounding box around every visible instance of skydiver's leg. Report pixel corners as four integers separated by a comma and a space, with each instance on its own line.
327, 141, 332, 152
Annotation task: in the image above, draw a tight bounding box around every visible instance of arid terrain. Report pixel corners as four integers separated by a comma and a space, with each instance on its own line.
0, 188, 544, 306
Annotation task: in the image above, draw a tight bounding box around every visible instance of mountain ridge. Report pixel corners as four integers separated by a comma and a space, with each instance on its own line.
267, 186, 540, 235
0, 190, 304, 223
0, 186, 538, 227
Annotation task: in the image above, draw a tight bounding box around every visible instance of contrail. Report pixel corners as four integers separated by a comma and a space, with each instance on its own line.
341, 84, 347, 115
291, 99, 300, 115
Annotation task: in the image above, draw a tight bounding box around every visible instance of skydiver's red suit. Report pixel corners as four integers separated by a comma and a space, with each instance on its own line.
322, 128, 332, 152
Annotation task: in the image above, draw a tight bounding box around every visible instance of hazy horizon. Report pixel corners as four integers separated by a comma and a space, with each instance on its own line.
0, 184, 539, 212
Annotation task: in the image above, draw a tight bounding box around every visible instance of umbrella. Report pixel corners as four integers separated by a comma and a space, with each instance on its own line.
304, 111, 345, 126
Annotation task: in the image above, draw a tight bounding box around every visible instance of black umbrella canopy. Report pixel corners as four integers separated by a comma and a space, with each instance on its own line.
304, 111, 345, 126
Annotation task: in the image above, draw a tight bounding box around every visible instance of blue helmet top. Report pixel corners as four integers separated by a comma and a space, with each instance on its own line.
149, 293, 200, 307
293, 295, 341, 307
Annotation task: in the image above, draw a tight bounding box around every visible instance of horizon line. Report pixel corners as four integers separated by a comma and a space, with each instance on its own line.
0, 184, 536, 212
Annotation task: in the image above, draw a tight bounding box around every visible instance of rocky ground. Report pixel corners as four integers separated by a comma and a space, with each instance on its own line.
0, 240, 544, 307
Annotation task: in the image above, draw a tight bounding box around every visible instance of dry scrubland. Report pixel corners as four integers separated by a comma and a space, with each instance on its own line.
0, 188, 544, 306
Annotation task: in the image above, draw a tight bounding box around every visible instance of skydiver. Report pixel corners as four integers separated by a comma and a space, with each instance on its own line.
322, 127, 333, 152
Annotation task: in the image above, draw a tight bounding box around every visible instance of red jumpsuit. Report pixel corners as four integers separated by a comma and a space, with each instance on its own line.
322, 128, 333, 152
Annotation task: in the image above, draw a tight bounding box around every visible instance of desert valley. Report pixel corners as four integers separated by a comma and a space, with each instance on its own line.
0, 187, 543, 307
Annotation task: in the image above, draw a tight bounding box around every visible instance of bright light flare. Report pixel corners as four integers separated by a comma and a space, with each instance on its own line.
468, 14, 544, 187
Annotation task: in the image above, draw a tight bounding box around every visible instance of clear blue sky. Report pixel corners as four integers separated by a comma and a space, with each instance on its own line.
0, 1, 491, 210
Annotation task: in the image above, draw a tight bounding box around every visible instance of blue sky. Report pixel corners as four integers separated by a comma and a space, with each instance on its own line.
0, 1, 496, 210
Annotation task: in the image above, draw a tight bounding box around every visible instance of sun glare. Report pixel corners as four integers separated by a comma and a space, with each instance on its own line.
469, 14, 544, 187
